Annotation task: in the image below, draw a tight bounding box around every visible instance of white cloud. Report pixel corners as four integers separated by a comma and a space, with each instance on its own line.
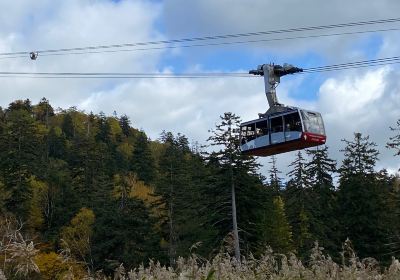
162, 0, 400, 59
0, 0, 399, 179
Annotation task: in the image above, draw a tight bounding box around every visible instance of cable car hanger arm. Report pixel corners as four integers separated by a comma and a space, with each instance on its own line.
249, 63, 302, 116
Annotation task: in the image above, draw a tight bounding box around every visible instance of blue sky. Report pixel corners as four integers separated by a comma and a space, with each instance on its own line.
0, 0, 399, 175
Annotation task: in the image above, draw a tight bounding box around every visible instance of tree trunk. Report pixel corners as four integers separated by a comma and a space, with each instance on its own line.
231, 164, 240, 261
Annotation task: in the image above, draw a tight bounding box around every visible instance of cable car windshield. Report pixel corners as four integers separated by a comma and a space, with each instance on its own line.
301, 110, 325, 135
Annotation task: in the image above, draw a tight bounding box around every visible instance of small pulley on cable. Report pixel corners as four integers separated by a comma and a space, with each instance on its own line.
30, 52, 38, 60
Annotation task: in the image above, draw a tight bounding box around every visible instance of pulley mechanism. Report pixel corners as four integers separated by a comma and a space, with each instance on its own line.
249, 63, 302, 116
30, 52, 38, 60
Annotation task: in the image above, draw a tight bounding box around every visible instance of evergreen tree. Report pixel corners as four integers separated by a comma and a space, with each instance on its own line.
131, 131, 155, 184
387, 119, 400, 163
339, 132, 379, 178
92, 197, 161, 273
7, 99, 33, 113
0, 109, 43, 217
337, 132, 390, 261
268, 155, 282, 195
206, 112, 262, 260
284, 151, 313, 257
305, 146, 339, 255
61, 113, 74, 139
33, 98, 54, 124
153, 132, 192, 264
258, 196, 293, 254
96, 112, 112, 145
119, 114, 131, 137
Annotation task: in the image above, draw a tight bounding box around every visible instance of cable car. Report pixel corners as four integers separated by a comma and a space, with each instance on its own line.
240, 63, 326, 156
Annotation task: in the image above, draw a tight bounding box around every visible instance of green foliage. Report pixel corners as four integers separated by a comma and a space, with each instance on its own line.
337, 133, 390, 261
339, 132, 379, 178
131, 131, 155, 184
258, 196, 293, 254
0, 99, 398, 275
387, 119, 400, 160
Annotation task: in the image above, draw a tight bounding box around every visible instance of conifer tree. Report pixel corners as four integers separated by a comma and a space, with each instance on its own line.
337, 132, 389, 260
61, 114, 74, 139
0, 109, 43, 217
284, 151, 314, 256
131, 131, 155, 185
268, 155, 282, 195
206, 112, 261, 260
33, 98, 54, 124
305, 146, 338, 254
387, 119, 400, 163
119, 115, 131, 137
258, 196, 293, 254
339, 133, 379, 178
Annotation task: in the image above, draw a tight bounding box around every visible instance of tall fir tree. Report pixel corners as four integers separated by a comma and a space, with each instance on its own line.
284, 151, 313, 257
305, 146, 339, 255
339, 133, 379, 178
257, 196, 293, 254
337, 132, 390, 261
206, 112, 263, 259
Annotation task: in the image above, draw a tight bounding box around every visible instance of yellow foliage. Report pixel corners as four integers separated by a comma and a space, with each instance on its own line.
35, 252, 68, 280
35, 251, 88, 280
27, 176, 49, 231
60, 208, 95, 262
52, 126, 63, 137
130, 179, 158, 205
117, 142, 133, 161
108, 117, 122, 136
112, 173, 165, 221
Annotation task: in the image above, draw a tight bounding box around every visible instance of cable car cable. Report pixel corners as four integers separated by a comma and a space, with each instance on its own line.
0, 56, 399, 78
0, 27, 393, 60
0, 17, 399, 58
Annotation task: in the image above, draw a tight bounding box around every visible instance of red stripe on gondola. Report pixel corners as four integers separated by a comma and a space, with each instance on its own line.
242, 133, 326, 157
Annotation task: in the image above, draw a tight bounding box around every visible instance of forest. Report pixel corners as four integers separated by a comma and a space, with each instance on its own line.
0, 98, 399, 279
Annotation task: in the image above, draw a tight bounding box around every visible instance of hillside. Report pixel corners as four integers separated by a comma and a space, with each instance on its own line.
0, 98, 399, 278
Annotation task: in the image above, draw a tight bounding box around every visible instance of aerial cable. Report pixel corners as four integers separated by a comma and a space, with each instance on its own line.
302, 56, 400, 73
0, 27, 398, 60
0, 27, 394, 60
0, 56, 399, 78
0, 17, 400, 58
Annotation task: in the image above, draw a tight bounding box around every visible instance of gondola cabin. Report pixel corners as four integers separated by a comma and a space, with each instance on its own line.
240, 108, 326, 157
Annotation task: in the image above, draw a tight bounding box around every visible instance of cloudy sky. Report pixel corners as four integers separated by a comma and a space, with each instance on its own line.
0, 0, 399, 177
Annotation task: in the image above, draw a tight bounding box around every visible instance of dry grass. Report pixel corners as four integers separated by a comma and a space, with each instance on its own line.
0, 218, 399, 280
92, 241, 400, 280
